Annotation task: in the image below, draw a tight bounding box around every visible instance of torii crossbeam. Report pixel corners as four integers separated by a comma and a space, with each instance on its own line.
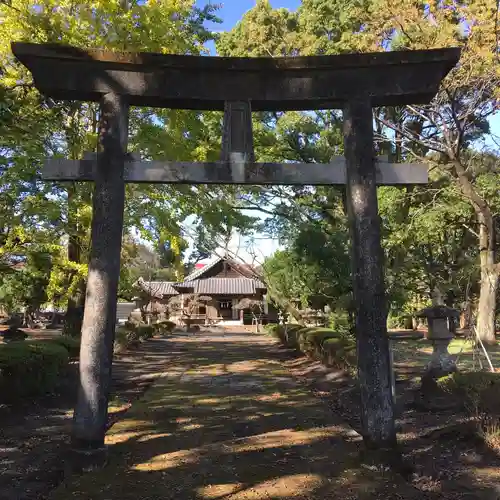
12, 42, 460, 459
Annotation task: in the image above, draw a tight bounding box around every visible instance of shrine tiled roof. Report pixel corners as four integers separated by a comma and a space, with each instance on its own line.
136, 279, 178, 298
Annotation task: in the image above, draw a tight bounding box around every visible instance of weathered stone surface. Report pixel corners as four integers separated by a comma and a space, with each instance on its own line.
221, 101, 255, 163
11, 42, 460, 110
343, 97, 396, 449
43, 157, 428, 185
72, 92, 129, 451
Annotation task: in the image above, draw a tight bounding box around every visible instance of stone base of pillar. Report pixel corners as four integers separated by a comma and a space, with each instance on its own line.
426, 338, 456, 378
416, 340, 459, 411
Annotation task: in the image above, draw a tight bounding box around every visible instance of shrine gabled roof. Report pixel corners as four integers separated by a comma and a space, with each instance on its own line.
183, 257, 223, 282
11, 42, 460, 110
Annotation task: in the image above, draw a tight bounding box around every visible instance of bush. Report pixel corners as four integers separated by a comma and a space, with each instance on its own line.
114, 327, 132, 353
328, 310, 353, 337
297, 327, 345, 358
154, 320, 176, 335
114, 324, 154, 353
136, 325, 155, 340
271, 323, 357, 372
0, 341, 69, 401
46, 336, 81, 358
264, 323, 279, 335
438, 372, 500, 415
281, 324, 305, 349
322, 337, 356, 370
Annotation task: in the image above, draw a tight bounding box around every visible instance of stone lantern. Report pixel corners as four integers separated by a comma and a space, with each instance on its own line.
416, 305, 460, 379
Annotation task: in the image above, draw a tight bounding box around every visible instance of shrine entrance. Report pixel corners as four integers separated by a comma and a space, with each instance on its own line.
12, 42, 459, 456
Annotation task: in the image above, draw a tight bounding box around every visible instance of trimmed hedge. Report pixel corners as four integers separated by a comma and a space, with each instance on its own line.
114, 323, 156, 353
46, 336, 81, 358
0, 341, 69, 400
154, 320, 176, 335
272, 324, 356, 371
136, 325, 155, 340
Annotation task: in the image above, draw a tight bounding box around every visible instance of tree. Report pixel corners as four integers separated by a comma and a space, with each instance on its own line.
347, 0, 500, 342
218, 0, 500, 345
234, 297, 264, 331
0, 250, 53, 324
0, 1, 257, 338
167, 294, 212, 330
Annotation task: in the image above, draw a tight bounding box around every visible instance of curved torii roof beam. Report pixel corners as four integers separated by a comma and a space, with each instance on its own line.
11, 42, 459, 110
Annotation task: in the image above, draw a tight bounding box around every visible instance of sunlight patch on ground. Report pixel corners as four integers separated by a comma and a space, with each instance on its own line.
105, 431, 144, 445
232, 474, 323, 499
132, 448, 200, 471
226, 427, 340, 454
471, 466, 500, 482
197, 483, 244, 498
196, 397, 224, 405
137, 432, 172, 442
256, 392, 283, 402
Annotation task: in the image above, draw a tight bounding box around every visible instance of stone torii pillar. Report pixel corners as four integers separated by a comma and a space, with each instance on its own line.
11, 42, 460, 458
343, 98, 394, 448
70, 92, 129, 458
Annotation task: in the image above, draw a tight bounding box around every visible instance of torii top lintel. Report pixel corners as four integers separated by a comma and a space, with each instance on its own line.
12, 42, 460, 111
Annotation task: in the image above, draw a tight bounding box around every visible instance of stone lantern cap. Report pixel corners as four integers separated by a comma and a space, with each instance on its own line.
416, 305, 459, 319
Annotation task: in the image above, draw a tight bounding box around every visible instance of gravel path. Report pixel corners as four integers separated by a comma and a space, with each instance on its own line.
50, 329, 422, 500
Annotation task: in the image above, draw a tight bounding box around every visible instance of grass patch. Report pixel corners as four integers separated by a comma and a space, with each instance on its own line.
45, 335, 81, 358
391, 338, 500, 373
438, 371, 500, 451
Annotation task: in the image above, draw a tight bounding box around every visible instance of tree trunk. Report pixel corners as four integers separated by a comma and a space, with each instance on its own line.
477, 216, 498, 343
343, 98, 396, 450
64, 188, 85, 337
451, 161, 498, 344
63, 284, 85, 337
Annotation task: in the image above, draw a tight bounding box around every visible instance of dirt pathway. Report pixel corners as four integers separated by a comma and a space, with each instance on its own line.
0, 338, 183, 500
51, 330, 422, 500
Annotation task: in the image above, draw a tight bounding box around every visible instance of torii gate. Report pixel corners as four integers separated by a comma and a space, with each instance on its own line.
12, 42, 459, 459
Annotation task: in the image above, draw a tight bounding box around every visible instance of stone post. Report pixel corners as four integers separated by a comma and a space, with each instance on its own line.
415, 306, 459, 410
417, 306, 459, 379
71, 92, 129, 462
221, 100, 255, 164
343, 98, 396, 450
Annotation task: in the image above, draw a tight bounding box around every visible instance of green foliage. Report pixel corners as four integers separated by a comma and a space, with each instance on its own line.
136, 325, 155, 341
154, 320, 176, 335
46, 335, 81, 358
438, 371, 500, 448
0, 250, 54, 313
0, 341, 69, 400
1, 1, 256, 318
114, 327, 134, 353
438, 371, 500, 415
264, 323, 279, 334
297, 327, 345, 358
327, 310, 353, 337
220, 0, 499, 341
114, 322, 155, 353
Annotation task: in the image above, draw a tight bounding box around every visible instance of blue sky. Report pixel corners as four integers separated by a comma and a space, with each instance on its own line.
196, 1, 301, 31
195, 0, 301, 54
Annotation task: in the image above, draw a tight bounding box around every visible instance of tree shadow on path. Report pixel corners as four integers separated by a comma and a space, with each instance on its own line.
51, 330, 422, 500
